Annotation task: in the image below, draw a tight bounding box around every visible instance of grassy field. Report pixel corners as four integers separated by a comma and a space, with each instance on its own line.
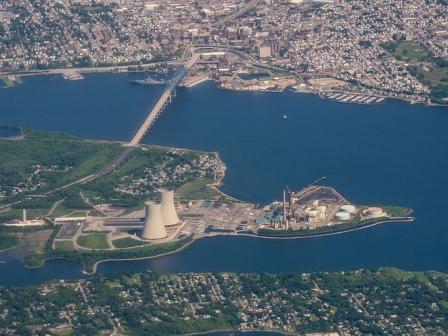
0, 128, 226, 221
420, 67, 448, 83
0, 128, 122, 203
385, 40, 448, 103
77, 233, 110, 249
383, 205, 413, 217
112, 237, 149, 249
416, 66, 448, 102
379, 267, 445, 284
175, 178, 223, 200
0, 208, 49, 222
54, 240, 75, 251
391, 41, 429, 62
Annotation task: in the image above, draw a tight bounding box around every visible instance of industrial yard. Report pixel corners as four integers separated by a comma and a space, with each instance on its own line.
51, 185, 413, 254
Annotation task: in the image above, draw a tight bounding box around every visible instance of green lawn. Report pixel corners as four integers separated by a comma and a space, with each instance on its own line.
54, 240, 75, 251
50, 203, 72, 218
383, 206, 412, 217
175, 178, 223, 200
392, 41, 429, 62
77, 233, 110, 249
420, 67, 448, 83
417, 66, 448, 102
112, 237, 149, 249
66, 210, 89, 217
380, 267, 433, 284
0, 128, 122, 202
0, 208, 49, 223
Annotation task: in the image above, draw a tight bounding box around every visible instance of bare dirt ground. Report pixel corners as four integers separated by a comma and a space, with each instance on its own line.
18, 230, 53, 255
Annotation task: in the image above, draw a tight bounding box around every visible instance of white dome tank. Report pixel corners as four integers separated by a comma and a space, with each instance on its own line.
340, 204, 356, 214
335, 212, 350, 221
364, 207, 383, 218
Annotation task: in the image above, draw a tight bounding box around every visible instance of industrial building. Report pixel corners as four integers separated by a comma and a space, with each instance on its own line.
255, 186, 353, 230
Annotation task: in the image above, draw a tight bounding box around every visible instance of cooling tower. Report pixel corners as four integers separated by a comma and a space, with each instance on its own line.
158, 188, 180, 227
142, 201, 167, 240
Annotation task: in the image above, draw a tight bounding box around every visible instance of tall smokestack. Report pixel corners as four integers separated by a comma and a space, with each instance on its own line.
142, 201, 167, 240
158, 188, 180, 227
283, 189, 287, 228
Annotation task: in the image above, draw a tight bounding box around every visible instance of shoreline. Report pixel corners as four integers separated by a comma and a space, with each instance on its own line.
85, 236, 196, 275
0, 244, 20, 254
30, 216, 413, 276
240, 216, 414, 240
182, 329, 293, 336
4, 65, 447, 108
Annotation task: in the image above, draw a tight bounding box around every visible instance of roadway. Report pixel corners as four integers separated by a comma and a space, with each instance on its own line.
216, 0, 262, 26
128, 53, 200, 147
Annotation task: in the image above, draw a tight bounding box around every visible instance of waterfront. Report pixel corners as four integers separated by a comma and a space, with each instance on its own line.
0, 126, 21, 138
1, 73, 448, 286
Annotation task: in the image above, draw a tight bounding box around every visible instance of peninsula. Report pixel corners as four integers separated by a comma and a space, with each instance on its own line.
0, 127, 413, 273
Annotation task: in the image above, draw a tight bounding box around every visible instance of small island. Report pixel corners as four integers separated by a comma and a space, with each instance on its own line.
0, 128, 413, 273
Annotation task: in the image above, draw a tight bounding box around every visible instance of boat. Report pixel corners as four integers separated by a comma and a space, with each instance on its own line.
283, 113, 287, 119
129, 76, 166, 85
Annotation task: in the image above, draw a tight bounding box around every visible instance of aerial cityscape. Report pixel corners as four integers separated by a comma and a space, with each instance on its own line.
1, 0, 448, 335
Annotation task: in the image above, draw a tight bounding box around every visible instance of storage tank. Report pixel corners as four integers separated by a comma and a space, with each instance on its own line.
142, 201, 167, 240
340, 204, 356, 214
335, 212, 350, 221
158, 188, 180, 227
364, 207, 383, 218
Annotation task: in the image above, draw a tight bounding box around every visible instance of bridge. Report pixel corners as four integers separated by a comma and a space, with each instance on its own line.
127, 53, 199, 147
91, 53, 199, 178
216, 0, 261, 27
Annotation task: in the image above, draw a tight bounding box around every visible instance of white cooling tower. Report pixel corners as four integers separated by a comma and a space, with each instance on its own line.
158, 188, 180, 227
142, 201, 167, 240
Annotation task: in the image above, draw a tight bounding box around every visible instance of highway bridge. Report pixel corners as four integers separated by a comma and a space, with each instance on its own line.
92, 53, 199, 178
216, 0, 262, 27
127, 53, 199, 147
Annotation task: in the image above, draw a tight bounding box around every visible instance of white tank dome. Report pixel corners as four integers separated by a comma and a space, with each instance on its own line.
364, 207, 383, 218
335, 212, 350, 221
340, 204, 356, 214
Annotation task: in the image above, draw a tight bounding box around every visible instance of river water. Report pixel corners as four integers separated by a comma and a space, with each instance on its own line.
1, 73, 447, 287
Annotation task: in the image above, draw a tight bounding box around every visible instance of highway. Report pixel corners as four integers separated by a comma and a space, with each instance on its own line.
216, 0, 262, 26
